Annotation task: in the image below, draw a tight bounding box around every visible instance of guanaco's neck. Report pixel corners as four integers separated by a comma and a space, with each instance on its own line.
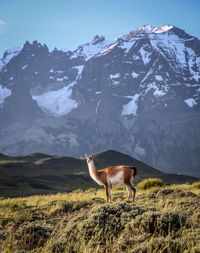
87, 160, 98, 178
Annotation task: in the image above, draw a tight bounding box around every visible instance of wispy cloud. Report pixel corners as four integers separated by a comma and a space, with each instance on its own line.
0, 20, 7, 34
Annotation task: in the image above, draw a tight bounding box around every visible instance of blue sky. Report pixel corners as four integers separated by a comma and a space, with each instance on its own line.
0, 0, 200, 56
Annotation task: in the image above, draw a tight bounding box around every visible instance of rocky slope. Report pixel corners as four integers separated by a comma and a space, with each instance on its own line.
0, 25, 200, 177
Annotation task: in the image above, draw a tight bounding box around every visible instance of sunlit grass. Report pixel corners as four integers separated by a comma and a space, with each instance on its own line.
0, 180, 199, 253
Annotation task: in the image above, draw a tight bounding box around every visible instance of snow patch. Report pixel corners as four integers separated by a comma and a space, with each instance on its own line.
155, 75, 163, 81
132, 54, 140, 60
121, 41, 135, 53
122, 94, 140, 116
0, 85, 11, 107
96, 99, 101, 114
22, 64, 28, 70
101, 43, 118, 55
153, 25, 174, 33
131, 71, 139, 78
135, 25, 174, 35
73, 65, 84, 77
141, 67, 154, 83
112, 81, 120, 86
150, 33, 187, 67
32, 82, 77, 116
147, 83, 167, 97
56, 76, 68, 82
72, 40, 110, 60
137, 25, 157, 34
139, 47, 151, 65
184, 98, 197, 108
110, 73, 120, 79
186, 48, 200, 81
49, 69, 65, 74
154, 89, 166, 97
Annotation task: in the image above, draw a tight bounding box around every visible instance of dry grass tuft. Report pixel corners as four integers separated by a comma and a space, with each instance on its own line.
137, 178, 164, 190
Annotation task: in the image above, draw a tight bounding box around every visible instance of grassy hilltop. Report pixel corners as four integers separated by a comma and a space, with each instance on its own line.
0, 179, 199, 253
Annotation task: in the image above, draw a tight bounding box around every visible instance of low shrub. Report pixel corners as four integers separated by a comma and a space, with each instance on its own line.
156, 188, 197, 198
79, 203, 134, 245
137, 178, 164, 190
158, 212, 187, 235
44, 203, 154, 252
125, 211, 187, 237
11, 222, 51, 251
48, 200, 93, 217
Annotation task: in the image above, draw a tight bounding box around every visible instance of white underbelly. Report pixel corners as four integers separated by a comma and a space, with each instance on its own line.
108, 171, 124, 185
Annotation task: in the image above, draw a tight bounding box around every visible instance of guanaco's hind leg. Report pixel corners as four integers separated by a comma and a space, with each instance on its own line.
129, 183, 136, 201
104, 184, 112, 202
124, 177, 136, 202
125, 184, 133, 201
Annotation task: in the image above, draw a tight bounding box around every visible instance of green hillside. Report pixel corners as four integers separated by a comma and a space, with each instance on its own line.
0, 150, 197, 197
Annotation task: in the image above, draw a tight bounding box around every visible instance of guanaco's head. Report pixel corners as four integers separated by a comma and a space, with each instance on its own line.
85, 153, 94, 164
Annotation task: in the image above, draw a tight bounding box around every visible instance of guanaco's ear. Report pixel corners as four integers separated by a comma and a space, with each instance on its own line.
91, 153, 94, 158
85, 154, 88, 159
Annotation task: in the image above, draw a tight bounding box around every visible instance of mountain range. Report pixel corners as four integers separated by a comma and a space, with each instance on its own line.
0, 25, 200, 177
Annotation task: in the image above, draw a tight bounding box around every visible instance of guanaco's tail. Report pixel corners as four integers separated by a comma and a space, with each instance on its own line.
130, 166, 137, 176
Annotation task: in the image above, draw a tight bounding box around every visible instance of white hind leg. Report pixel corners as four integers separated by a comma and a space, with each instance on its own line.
108, 186, 112, 202
124, 175, 136, 202
130, 176, 136, 201
125, 185, 133, 201
106, 180, 112, 202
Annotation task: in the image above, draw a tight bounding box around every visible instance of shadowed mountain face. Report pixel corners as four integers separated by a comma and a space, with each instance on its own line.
0, 150, 197, 197
0, 25, 200, 177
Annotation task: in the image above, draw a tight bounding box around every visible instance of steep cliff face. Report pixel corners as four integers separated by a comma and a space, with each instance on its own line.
0, 25, 200, 177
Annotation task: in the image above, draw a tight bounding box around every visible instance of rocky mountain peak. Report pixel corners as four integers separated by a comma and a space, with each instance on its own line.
137, 24, 174, 34
0, 25, 200, 177
1, 46, 22, 66
91, 35, 105, 45
22, 40, 49, 54
119, 25, 175, 41
137, 24, 157, 33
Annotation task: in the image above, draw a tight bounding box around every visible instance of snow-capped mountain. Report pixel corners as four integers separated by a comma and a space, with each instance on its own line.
0, 25, 200, 177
